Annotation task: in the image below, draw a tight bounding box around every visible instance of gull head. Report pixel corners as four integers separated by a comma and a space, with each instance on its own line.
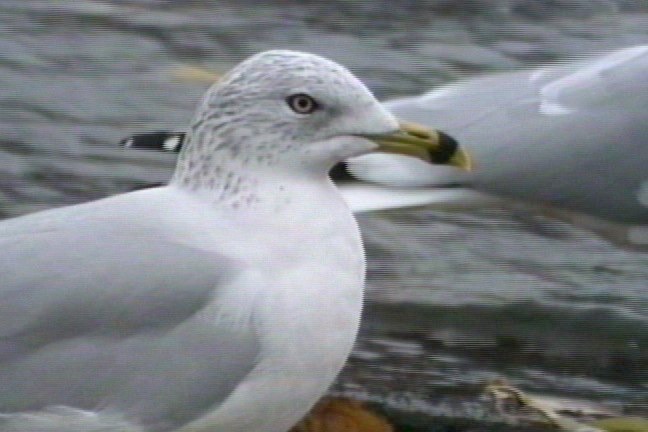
174, 50, 469, 187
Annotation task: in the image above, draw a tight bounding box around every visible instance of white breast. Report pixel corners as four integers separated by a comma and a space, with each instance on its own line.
179, 179, 366, 432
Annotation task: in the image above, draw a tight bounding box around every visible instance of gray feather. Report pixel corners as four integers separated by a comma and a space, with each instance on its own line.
0, 187, 260, 431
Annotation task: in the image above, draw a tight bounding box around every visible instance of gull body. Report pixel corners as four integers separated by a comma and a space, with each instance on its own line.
373, 45, 648, 246
380, 45, 648, 214
0, 51, 462, 431
0, 182, 360, 432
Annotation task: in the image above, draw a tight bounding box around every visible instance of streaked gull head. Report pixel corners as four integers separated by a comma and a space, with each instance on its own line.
173, 50, 399, 187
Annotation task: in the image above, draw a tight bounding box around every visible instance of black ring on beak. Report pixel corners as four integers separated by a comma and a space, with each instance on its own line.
429, 131, 459, 164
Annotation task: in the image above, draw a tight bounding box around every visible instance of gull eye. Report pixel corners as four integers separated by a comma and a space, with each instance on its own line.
286, 93, 319, 114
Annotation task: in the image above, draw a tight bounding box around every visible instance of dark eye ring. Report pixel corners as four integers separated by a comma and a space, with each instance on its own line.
286, 93, 319, 114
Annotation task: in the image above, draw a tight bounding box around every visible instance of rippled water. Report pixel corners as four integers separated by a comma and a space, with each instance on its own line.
1, 1, 647, 430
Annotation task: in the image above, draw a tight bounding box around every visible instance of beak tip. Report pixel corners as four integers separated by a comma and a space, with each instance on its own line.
455, 148, 474, 172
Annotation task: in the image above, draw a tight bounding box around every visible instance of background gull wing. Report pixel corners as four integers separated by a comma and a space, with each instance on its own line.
356, 45, 648, 247
376, 45, 648, 224
0, 187, 260, 430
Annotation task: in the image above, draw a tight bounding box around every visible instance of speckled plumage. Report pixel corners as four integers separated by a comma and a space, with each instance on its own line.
172, 50, 394, 208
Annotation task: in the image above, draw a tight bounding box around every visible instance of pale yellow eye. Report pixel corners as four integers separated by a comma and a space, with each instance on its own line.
286, 93, 319, 114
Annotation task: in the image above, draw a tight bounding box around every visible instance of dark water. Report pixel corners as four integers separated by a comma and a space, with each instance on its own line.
1, 1, 647, 430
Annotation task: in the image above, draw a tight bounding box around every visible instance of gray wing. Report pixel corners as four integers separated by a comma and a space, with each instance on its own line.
0, 190, 259, 430
380, 45, 648, 225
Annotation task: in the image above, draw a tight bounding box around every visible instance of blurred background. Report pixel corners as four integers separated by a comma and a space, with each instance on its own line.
0, 1, 647, 430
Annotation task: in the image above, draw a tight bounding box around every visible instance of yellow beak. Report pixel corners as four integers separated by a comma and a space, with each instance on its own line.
360, 120, 472, 171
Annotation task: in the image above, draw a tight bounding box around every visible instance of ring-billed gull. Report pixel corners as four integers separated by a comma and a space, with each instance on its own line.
126, 45, 647, 247
0, 50, 467, 432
